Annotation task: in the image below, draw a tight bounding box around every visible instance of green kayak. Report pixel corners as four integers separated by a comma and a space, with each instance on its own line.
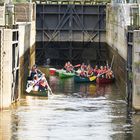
59, 70, 75, 78
55, 69, 65, 76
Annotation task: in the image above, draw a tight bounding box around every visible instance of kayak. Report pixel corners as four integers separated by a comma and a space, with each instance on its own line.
59, 70, 75, 78
96, 77, 115, 84
74, 75, 95, 83
25, 90, 48, 97
26, 80, 48, 97
55, 69, 65, 76
49, 68, 56, 75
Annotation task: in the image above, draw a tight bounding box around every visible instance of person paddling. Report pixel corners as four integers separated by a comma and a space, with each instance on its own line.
39, 74, 53, 95
64, 62, 68, 70
98, 66, 104, 75
106, 67, 114, 79
32, 74, 40, 91
86, 64, 93, 77
29, 64, 42, 80
81, 63, 87, 71
93, 65, 98, 76
64, 61, 74, 72
39, 74, 48, 91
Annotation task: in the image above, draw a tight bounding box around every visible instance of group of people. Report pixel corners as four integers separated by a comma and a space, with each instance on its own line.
77, 63, 114, 79
64, 61, 114, 79
63, 61, 114, 79
27, 65, 49, 92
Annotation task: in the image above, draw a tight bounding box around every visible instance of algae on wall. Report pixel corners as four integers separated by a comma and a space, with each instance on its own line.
13, 0, 29, 3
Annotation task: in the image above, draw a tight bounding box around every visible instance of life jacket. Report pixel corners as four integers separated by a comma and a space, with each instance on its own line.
39, 80, 48, 87
103, 68, 107, 73
93, 68, 98, 75
88, 69, 93, 75
80, 71, 86, 77
98, 69, 104, 74
81, 65, 86, 71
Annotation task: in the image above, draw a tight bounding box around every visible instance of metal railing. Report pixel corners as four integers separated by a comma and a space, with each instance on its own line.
14, 0, 111, 4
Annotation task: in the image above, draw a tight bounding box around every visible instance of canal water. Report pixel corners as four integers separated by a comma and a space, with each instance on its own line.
0, 76, 140, 140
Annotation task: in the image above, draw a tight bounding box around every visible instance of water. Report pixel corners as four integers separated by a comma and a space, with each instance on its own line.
0, 76, 140, 140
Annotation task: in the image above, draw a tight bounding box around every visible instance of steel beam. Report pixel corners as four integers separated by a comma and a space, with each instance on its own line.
36, 4, 106, 65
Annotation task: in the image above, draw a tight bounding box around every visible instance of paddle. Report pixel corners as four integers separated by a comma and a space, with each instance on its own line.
26, 76, 43, 93
110, 55, 114, 69
89, 75, 96, 81
74, 64, 81, 68
46, 81, 53, 95
89, 71, 109, 81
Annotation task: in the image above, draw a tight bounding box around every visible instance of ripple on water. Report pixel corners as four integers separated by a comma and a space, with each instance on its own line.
0, 80, 133, 140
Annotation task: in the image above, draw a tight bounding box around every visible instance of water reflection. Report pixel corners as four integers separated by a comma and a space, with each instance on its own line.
132, 114, 140, 140
49, 76, 114, 98
0, 76, 139, 140
0, 110, 12, 140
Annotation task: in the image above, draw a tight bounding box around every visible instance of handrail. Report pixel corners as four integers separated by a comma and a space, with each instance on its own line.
32, 0, 111, 5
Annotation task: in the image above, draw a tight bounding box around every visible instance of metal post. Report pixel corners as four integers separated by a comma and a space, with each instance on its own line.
127, 31, 133, 107
138, 4, 140, 26
69, 5, 73, 62
97, 5, 101, 65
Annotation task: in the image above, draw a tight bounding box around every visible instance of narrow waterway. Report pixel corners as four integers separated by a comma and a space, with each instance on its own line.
1, 76, 140, 140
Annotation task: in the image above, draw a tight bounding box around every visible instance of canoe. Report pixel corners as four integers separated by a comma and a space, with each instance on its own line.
74, 75, 95, 83
26, 80, 48, 97
26, 90, 48, 97
59, 70, 75, 78
96, 77, 115, 84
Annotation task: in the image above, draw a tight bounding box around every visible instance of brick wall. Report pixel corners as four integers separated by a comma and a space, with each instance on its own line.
15, 3, 36, 22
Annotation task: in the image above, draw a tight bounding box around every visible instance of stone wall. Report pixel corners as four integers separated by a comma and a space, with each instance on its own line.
0, 2, 36, 109
15, 3, 36, 22
0, 29, 13, 109
106, 3, 132, 60
106, 44, 127, 94
18, 21, 36, 96
16, 3, 36, 96
132, 30, 140, 110
0, 3, 5, 26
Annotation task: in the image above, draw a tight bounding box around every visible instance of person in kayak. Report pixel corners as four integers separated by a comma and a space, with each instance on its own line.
93, 65, 98, 76
64, 62, 68, 70
98, 66, 104, 74
86, 64, 93, 77
38, 74, 48, 91
80, 69, 87, 77
64, 61, 74, 72
28, 64, 42, 80
32, 74, 40, 91
106, 67, 114, 79
80, 63, 87, 71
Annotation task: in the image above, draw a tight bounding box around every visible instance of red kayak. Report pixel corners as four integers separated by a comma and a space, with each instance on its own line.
49, 68, 56, 75
96, 77, 115, 84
